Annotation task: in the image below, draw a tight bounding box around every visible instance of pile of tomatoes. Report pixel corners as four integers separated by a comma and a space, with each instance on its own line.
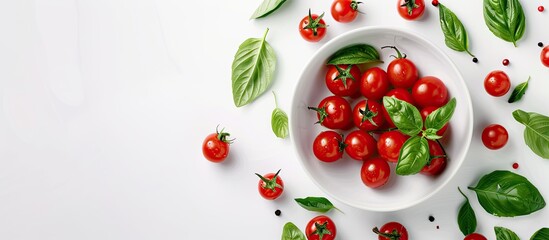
309, 46, 451, 188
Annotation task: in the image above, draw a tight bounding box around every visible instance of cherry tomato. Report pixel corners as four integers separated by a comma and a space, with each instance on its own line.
299, 9, 327, 42
202, 127, 233, 162
345, 130, 378, 160
412, 76, 449, 108
377, 130, 409, 162
313, 131, 345, 162
420, 106, 449, 136
464, 233, 487, 240
382, 89, 416, 128
484, 70, 511, 97
374, 222, 409, 240
360, 67, 391, 101
361, 157, 391, 188
353, 100, 385, 131
308, 96, 353, 130
255, 169, 284, 200
481, 124, 508, 150
325, 64, 361, 97
306, 215, 337, 240
542, 46, 549, 67
397, 0, 425, 21
421, 140, 447, 176
331, 0, 362, 23
383, 46, 419, 88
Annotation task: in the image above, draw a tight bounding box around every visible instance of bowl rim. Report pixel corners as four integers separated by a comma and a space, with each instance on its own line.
289, 26, 474, 212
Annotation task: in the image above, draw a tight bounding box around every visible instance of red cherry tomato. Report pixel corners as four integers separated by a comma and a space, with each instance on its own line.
345, 130, 378, 160
353, 100, 385, 131
397, 0, 425, 21
421, 140, 447, 176
484, 70, 511, 97
325, 64, 361, 97
255, 169, 284, 200
377, 130, 409, 162
299, 10, 327, 42
331, 0, 362, 23
361, 157, 391, 188
313, 131, 345, 162
412, 76, 449, 108
481, 124, 508, 150
309, 96, 353, 130
360, 67, 391, 101
382, 89, 416, 128
383, 46, 419, 88
464, 233, 487, 240
306, 215, 337, 240
420, 106, 449, 136
202, 127, 233, 162
374, 222, 409, 240
542, 46, 549, 67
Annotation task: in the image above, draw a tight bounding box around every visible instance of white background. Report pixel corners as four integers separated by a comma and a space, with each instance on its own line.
1, 0, 548, 239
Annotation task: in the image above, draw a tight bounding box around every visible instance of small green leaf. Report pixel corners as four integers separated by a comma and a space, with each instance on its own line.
327, 44, 382, 65
250, 0, 287, 19
396, 136, 429, 175
383, 96, 423, 136
483, 0, 526, 47
425, 98, 456, 132
282, 222, 306, 240
294, 197, 341, 213
530, 228, 549, 240
513, 110, 549, 159
457, 187, 477, 236
424, 129, 442, 140
271, 92, 289, 139
508, 77, 530, 103
495, 226, 520, 240
438, 3, 475, 57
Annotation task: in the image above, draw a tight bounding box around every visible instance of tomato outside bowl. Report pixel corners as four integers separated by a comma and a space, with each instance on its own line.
289, 26, 474, 212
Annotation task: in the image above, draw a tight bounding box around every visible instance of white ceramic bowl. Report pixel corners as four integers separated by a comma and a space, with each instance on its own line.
290, 26, 474, 212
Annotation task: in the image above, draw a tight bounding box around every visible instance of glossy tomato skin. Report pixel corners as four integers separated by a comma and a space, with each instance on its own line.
484, 70, 511, 97
331, 0, 360, 23
542, 46, 549, 67
412, 76, 449, 108
202, 133, 230, 162
421, 140, 447, 176
397, 0, 425, 20
257, 172, 284, 200
313, 131, 345, 162
464, 233, 487, 240
387, 58, 419, 88
377, 131, 409, 162
361, 157, 391, 188
481, 124, 508, 150
325, 65, 361, 97
382, 88, 416, 128
377, 222, 409, 240
299, 13, 327, 42
306, 215, 337, 240
345, 130, 378, 160
353, 100, 385, 131
420, 106, 449, 136
360, 67, 391, 101
310, 96, 353, 130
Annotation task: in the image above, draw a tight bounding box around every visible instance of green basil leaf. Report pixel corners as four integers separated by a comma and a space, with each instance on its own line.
495, 226, 520, 240
231, 28, 276, 107
468, 170, 546, 217
483, 0, 526, 47
508, 77, 530, 103
327, 44, 382, 65
250, 0, 287, 19
282, 222, 306, 240
425, 98, 456, 132
383, 96, 423, 136
294, 197, 340, 213
438, 3, 475, 57
424, 130, 442, 140
513, 110, 549, 159
458, 188, 477, 236
271, 92, 288, 139
530, 228, 549, 240
396, 136, 429, 175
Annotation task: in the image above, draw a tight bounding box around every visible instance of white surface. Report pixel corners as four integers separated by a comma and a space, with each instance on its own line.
290, 26, 473, 212
0, 0, 548, 239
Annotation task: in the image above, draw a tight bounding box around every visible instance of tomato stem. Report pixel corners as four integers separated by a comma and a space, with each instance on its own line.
308, 106, 329, 125
373, 227, 401, 240
303, 9, 327, 36
255, 169, 283, 192
381, 46, 406, 59
435, 139, 448, 161
400, 0, 419, 16
216, 125, 234, 143
359, 102, 379, 127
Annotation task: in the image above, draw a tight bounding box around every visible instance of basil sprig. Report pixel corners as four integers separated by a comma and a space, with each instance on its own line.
231, 28, 276, 107
294, 197, 341, 213
483, 0, 526, 47
495, 226, 520, 240
282, 222, 306, 240
457, 188, 477, 236
513, 110, 549, 159
508, 77, 529, 103
327, 44, 382, 65
383, 97, 456, 175
437, 3, 475, 57
468, 170, 546, 217
531, 228, 549, 240
271, 92, 288, 139
250, 0, 287, 19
